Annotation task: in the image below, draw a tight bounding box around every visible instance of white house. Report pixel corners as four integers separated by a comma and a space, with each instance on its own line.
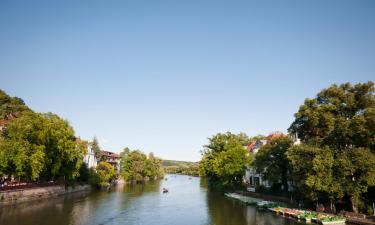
243, 132, 301, 192
243, 139, 269, 190
84, 144, 98, 169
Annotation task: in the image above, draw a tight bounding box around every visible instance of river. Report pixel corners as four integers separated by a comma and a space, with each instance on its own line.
0, 174, 306, 225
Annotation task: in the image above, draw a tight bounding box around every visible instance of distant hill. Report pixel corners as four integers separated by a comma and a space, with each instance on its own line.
162, 160, 200, 176
161, 159, 198, 167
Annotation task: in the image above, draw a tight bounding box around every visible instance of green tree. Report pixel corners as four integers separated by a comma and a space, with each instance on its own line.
0, 112, 86, 182
91, 136, 101, 159
289, 82, 374, 150
288, 82, 375, 212
90, 162, 116, 188
121, 149, 164, 182
336, 148, 375, 213
145, 152, 164, 180
0, 89, 31, 119
287, 144, 344, 211
253, 136, 293, 192
200, 132, 252, 187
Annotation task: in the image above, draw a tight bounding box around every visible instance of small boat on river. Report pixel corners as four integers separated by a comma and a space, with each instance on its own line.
162, 188, 169, 193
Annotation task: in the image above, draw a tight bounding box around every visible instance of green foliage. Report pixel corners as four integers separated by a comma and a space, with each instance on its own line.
287, 144, 344, 202
253, 136, 293, 192
91, 136, 101, 159
0, 111, 86, 182
121, 149, 164, 182
336, 148, 375, 212
90, 162, 116, 188
0, 89, 31, 119
162, 159, 196, 167
288, 81, 375, 213
289, 81, 375, 151
200, 132, 252, 187
162, 160, 199, 176
77, 163, 90, 182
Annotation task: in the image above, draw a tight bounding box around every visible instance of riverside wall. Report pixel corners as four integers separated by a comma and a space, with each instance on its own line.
0, 184, 90, 206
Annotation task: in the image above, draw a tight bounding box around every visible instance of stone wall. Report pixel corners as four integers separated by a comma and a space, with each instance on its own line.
0, 184, 91, 206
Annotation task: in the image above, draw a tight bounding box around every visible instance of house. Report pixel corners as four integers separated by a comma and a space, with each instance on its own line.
243, 132, 285, 189
243, 139, 269, 190
100, 150, 121, 173
75, 137, 98, 169
83, 143, 98, 169
243, 132, 300, 192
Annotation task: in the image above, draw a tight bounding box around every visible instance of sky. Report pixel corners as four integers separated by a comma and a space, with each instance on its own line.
0, 1, 374, 161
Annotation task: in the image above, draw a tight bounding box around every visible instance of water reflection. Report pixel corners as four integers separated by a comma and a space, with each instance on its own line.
201, 177, 306, 225
1, 175, 306, 225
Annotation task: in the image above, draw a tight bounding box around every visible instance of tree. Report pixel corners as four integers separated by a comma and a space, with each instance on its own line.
203, 132, 249, 154
288, 82, 375, 212
253, 136, 293, 192
0, 111, 86, 182
287, 144, 344, 211
145, 152, 164, 180
41, 113, 86, 182
336, 148, 375, 213
0, 89, 31, 119
289, 82, 374, 150
121, 149, 164, 182
200, 132, 252, 187
90, 162, 116, 188
91, 136, 101, 159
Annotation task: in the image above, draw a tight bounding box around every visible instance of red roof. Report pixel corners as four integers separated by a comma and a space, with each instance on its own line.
247, 141, 257, 153
267, 132, 284, 140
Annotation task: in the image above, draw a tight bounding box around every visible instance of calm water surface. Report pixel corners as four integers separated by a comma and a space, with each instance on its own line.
0, 174, 306, 225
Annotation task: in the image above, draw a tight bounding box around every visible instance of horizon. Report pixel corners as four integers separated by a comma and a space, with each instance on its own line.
1, 1, 374, 161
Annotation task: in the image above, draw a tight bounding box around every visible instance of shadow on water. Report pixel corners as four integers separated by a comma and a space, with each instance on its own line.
201, 177, 306, 225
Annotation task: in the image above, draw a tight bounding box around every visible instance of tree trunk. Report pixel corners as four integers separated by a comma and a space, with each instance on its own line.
330, 199, 336, 214
350, 195, 358, 213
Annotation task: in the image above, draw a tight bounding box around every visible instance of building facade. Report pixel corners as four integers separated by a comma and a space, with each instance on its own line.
83, 144, 98, 169
100, 150, 121, 173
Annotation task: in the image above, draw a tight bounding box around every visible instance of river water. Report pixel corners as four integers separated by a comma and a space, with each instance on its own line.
0, 174, 306, 225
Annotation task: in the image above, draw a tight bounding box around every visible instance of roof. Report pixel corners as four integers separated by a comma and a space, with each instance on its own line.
100, 150, 120, 158
267, 132, 285, 140
247, 140, 266, 153
247, 141, 257, 152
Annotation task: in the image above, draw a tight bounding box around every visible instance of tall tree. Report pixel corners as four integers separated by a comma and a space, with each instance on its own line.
121, 149, 164, 182
288, 82, 375, 212
287, 144, 344, 211
253, 136, 293, 192
200, 132, 252, 187
0, 112, 86, 182
289, 81, 374, 150
336, 148, 375, 213
91, 136, 101, 159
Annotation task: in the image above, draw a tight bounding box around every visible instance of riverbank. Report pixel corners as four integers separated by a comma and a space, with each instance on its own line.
0, 184, 91, 207
229, 191, 375, 225
235, 190, 294, 205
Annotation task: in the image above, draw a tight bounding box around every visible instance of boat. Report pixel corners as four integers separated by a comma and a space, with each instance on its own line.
162, 188, 169, 193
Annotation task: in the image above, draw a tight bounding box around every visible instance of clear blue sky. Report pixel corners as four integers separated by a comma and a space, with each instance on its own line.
0, 1, 374, 161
